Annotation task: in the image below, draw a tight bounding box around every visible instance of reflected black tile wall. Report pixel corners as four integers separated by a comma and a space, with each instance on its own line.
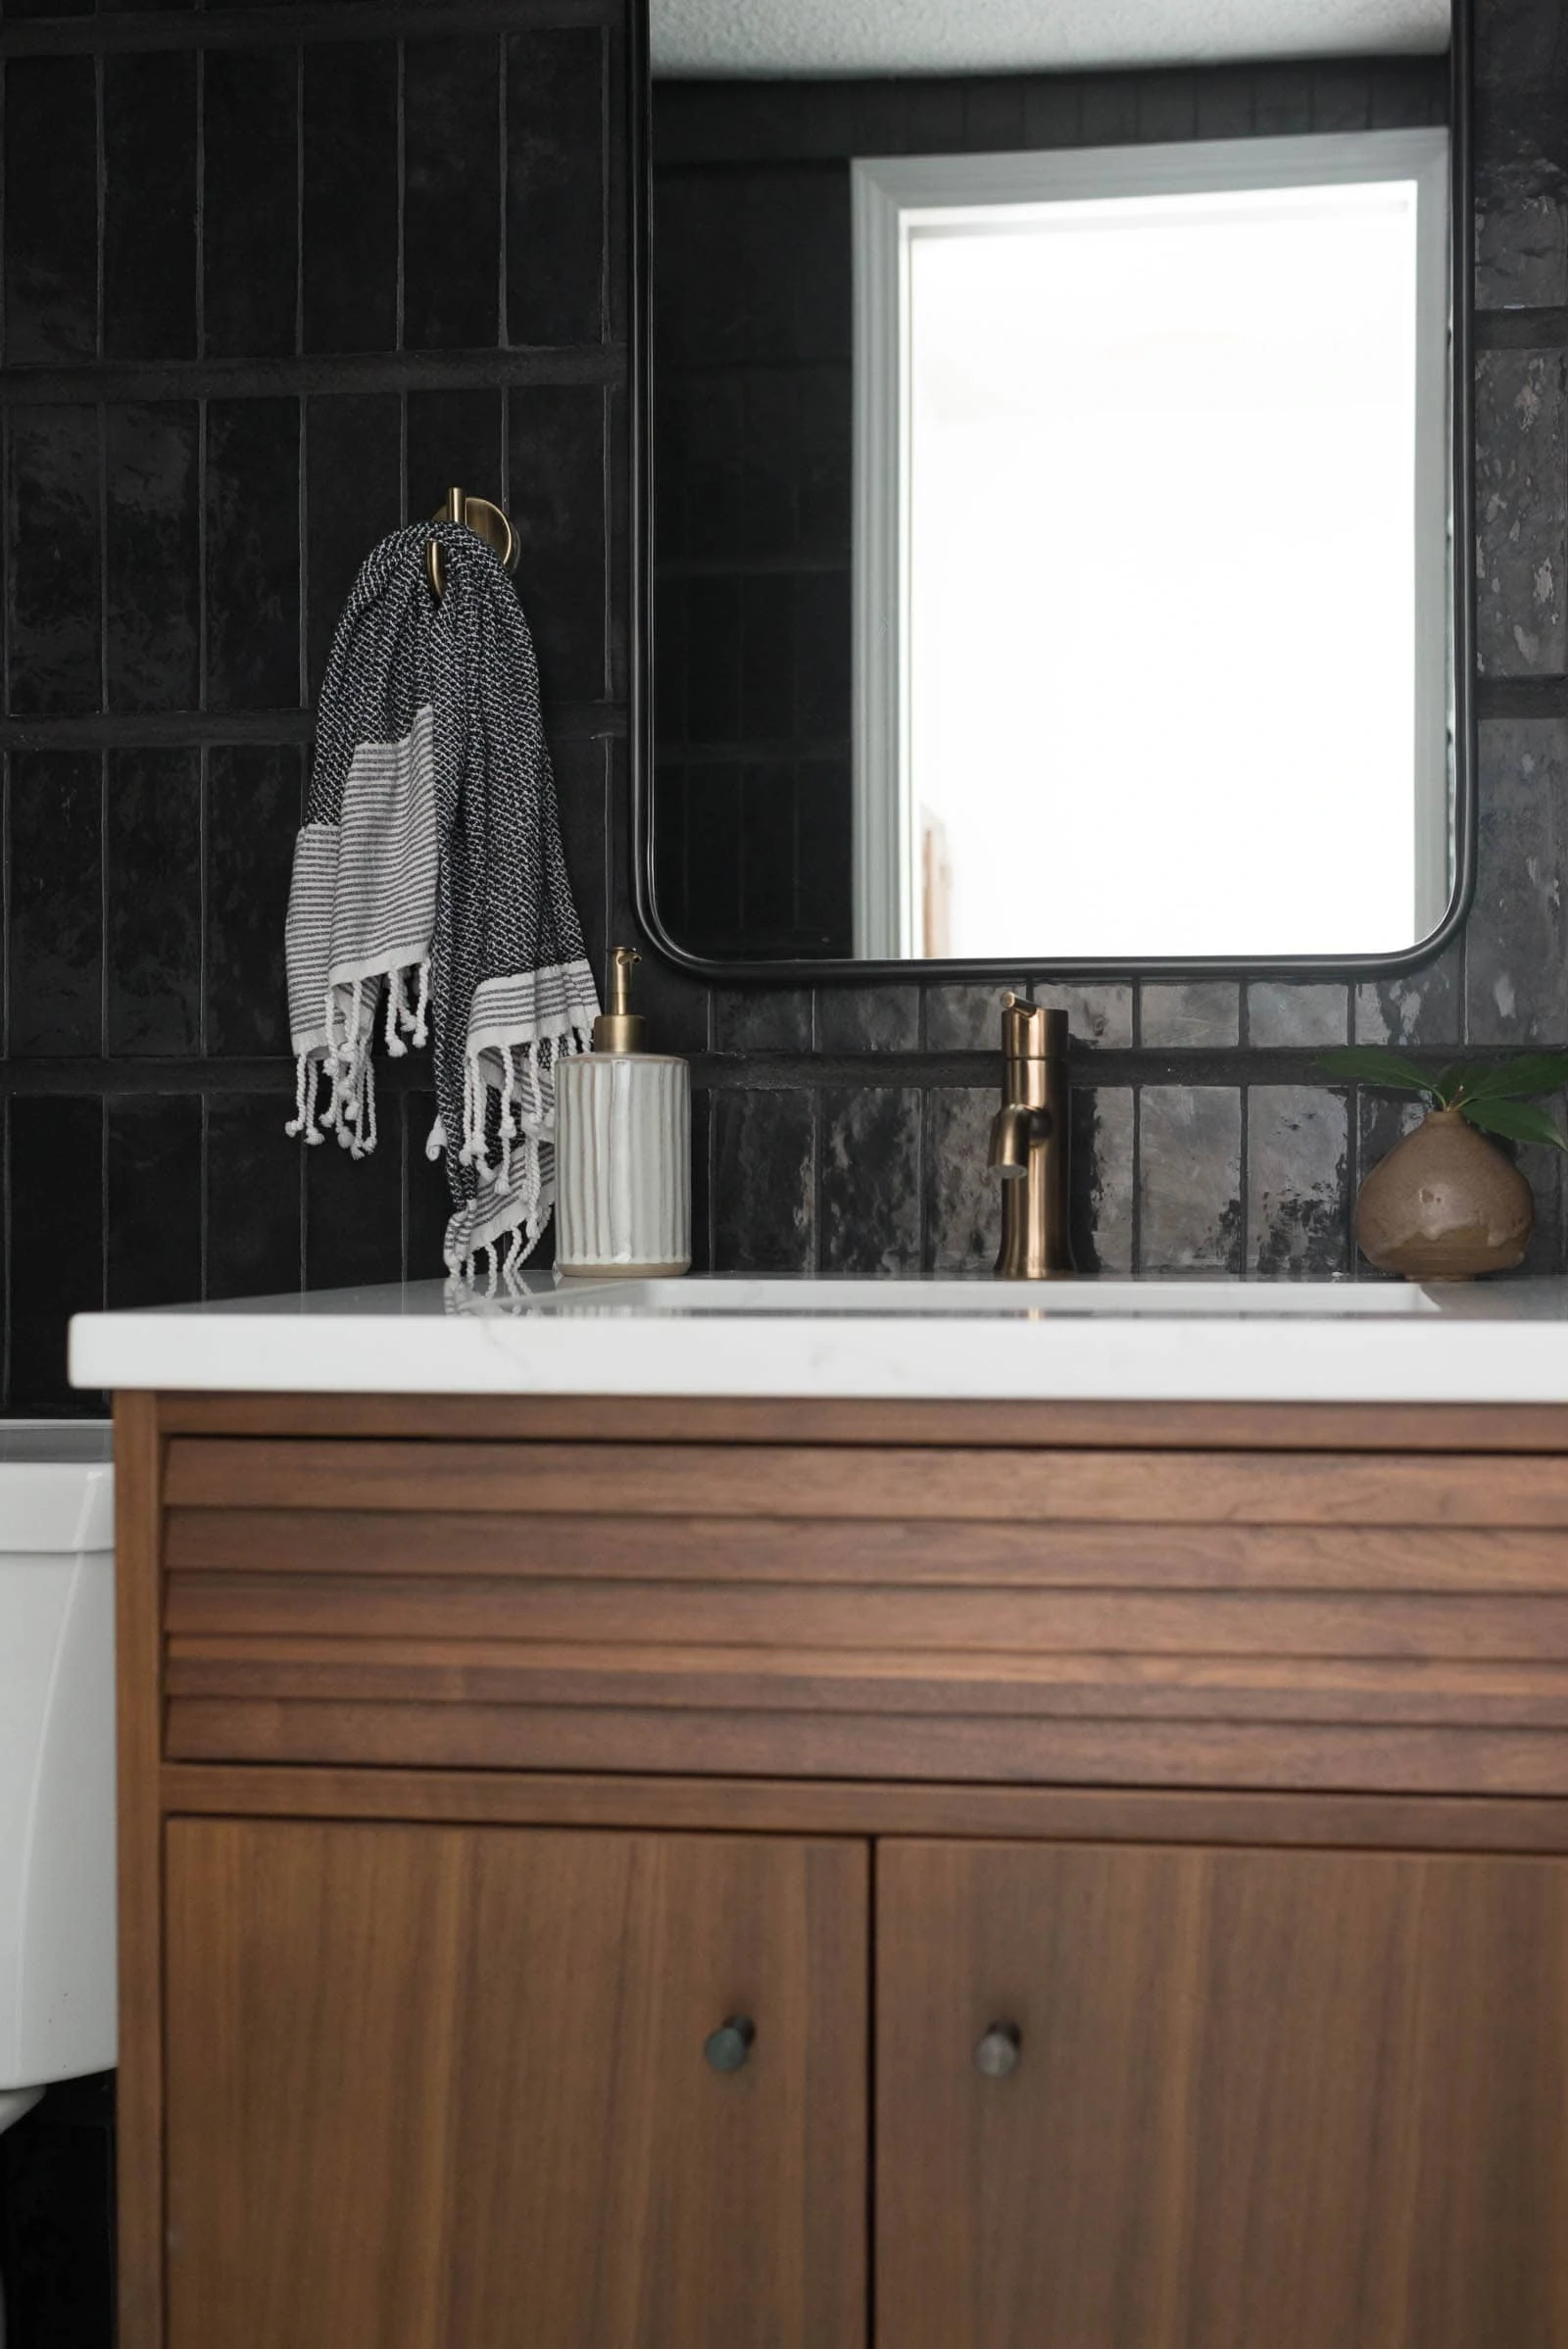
0, 1, 629, 1417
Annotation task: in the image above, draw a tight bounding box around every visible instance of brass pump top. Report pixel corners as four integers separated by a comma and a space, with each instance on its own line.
592, 948, 647, 1054
1001, 995, 1067, 1060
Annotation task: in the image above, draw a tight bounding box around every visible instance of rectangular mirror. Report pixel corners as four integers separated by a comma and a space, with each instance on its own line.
640, 2, 1470, 977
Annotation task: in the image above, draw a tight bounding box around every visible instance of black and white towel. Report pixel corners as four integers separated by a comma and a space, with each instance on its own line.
284, 519, 599, 1284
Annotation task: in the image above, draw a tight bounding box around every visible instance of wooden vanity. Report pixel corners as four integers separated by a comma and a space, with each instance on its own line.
116, 1385, 1568, 2348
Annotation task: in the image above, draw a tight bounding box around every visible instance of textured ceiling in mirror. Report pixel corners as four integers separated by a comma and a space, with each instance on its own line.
651, 0, 1449, 77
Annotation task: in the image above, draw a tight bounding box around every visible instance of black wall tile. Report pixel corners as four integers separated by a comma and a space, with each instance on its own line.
205, 1093, 301, 1300
924, 1087, 999, 1274
1476, 351, 1566, 677
106, 1092, 202, 1306
104, 51, 198, 360
205, 400, 301, 710
8, 751, 102, 1055
1247, 1086, 1349, 1277
1469, 718, 1568, 1043
106, 405, 200, 711
306, 1104, 404, 1287
508, 386, 608, 703
405, 1089, 451, 1279
106, 749, 201, 1054
306, 393, 403, 696
406, 389, 503, 541
1138, 1088, 1243, 1273
551, 733, 610, 979
819, 1085, 919, 1274
8, 1097, 103, 1413
711, 1087, 814, 1271
7, 407, 102, 716
813, 985, 919, 1052
1139, 983, 1239, 1049
205, 745, 301, 1055
508, 28, 607, 346
1246, 983, 1349, 1048
1070, 1086, 1135, 1274
203, 47, 300, 359
712, 986, 811, 1052
404, 35, 501, 350
303, 43, 398, 355
4, 57, 97, 365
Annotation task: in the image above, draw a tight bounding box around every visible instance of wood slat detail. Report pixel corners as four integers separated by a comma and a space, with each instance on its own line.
163, 1509, 1568, 1592
163, 1440, 1568, 1526
156, 1392, 1568, 1453
164, 1570, 1568, 1658
157, 1763, 1568, 1855
160, 1639, 1568, 1727
162, 1699, 1568, 1793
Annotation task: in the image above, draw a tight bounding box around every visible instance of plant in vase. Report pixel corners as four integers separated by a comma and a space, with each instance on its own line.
1317, 1050, 1568, 1279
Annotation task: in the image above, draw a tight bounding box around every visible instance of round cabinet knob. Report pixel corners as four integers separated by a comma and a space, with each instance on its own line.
704, 2015, 757, 2074
974, 2022, 1022, 2079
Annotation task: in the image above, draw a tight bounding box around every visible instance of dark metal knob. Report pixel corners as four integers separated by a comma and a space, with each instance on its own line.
975, 2022, 1022, 2079
704, 2015, 756, 2074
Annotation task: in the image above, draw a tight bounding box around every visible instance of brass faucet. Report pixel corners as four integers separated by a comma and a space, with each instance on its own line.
988, 997, 1074, 1279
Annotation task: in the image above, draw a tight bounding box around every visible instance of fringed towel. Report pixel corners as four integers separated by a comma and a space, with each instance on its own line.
284, 519, 599, 1286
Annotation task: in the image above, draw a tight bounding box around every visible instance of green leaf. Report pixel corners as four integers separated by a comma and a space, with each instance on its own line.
1313, 1048, 1436, 1095
1433, 1060, 1490, 1106
1461, 1097, 1568, 1151
1454, 1053, 1568, 1104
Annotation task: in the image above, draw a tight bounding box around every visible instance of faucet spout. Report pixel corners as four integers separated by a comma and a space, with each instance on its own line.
992, 998, 1074, 1279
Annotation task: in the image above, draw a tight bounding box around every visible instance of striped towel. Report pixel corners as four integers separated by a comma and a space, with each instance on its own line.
283, 519, 599, 1285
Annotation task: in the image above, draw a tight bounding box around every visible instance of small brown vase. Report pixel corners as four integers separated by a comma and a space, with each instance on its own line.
1355, 1106, 1534, 1280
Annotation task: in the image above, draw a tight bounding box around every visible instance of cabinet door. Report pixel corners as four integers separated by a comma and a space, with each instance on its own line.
166, 1820, 866, 2349
877, 1838, 1568, 2349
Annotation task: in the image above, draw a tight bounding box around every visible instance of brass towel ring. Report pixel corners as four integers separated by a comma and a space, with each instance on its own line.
424, 484, 519, 600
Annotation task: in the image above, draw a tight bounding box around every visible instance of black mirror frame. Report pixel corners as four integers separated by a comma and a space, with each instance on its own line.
628, 0, 1476, 987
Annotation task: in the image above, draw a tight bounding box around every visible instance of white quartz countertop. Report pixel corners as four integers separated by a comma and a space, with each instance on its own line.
65, 1272, 1568, 1404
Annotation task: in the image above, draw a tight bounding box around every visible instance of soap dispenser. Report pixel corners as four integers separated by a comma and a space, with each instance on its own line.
556, 948, 692, 1276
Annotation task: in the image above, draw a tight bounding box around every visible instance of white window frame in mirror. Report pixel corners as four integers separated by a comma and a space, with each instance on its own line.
850, 129, 1452, 963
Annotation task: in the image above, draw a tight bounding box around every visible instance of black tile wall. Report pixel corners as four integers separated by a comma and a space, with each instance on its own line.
0, 0, 630, 1419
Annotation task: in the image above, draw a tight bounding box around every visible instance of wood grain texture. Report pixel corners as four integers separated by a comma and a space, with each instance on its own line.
165, 1820, 866, 2349
159, 1763, 1568, 1854
163, 1438, 1568, 1523
156, 1391, 1568, 1453
114, 1393, 164, 2349
877, 1839, 1568, 2349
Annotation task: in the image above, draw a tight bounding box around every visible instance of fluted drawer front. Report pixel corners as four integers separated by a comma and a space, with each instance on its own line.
556, 1055, 690, 1273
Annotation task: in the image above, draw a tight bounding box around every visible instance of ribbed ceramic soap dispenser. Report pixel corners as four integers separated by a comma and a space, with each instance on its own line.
556, 948, 691, 1277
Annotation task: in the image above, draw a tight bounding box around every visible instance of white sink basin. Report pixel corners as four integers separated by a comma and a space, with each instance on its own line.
529, 1275, 1529, 1320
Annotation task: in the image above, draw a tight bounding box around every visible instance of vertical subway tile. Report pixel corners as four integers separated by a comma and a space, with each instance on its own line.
1246, 983, 1349, 1048
8, 1099, 104, 1414
404, 36, 501, 349
404, 1090, 452, 1281
406, 389, 504, 529
1476, 157, 1568, 311
507, 28, 607, 346
1468, 717, 1568, 1043
107, 749, 201, 1054
812, 985, 920, 1053
106, 1094, 202, 1307
103, 51, 198, 360
549, 733, 610, 982
303, 43, 399, 355
508, 386, 609, 703
1516, 1110, 1567, 1275
818, 1086, 920, 1275
1354, 944, 1462, 1046
711, 1088, 814, 1271
306, 394, 403, 697
1475, 351, 1567, 677
1247, 1087, 1349, 1277
205, 1092, 302, 1300
1139, 984, 1240, 1049
106, 405, 200, 710
4, 58, 97, 364
1138, 1088, 1243, 1273
925, 1087, 1000, 1275
6, 407, 102, 716
711, 987, 811, 1052
206, 745, 302, 1055
8, 750, 102, 1055
1070, 1086, 1135, 1275
205, 401, 301, 710
306, 1111, 404, 1289
203, 48, 300, 359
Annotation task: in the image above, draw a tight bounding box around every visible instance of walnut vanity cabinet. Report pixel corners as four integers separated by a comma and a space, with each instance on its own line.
118, 1392, 1568, 2348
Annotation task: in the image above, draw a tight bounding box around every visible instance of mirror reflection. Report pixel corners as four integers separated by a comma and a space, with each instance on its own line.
649, 2, 1458, 967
